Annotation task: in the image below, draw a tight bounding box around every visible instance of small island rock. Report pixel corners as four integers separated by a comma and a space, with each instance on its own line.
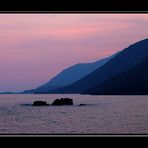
51, 98, 73, 105
79, 104, 86, 106
32, 101, 49, 106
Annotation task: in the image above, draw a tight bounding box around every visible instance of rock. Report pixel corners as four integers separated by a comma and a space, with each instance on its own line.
32, 101, 49, 106
51, 98, 73, 105
79, 104, 86, 106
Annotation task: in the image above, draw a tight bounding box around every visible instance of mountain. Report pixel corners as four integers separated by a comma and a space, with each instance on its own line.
47, 38, 148, 94
23, 51, 117, 94
44, 58, 110, 86
85, 56, 148, 95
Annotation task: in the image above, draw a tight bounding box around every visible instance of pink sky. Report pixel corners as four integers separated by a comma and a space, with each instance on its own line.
0, 13, 148, 92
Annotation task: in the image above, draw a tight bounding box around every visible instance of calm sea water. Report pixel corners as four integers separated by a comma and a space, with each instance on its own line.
0, 94, 148, 134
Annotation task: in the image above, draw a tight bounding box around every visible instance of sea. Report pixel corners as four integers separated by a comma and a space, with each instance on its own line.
0, 94, 148, 134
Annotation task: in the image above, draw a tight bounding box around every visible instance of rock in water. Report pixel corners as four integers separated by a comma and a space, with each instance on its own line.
79, 104, 86, 106
51, 99, 61, 105
51, 98, 73, 105
32, 101, 49, 106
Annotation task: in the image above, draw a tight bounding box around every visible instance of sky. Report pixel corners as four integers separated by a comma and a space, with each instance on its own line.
0, 13, 148, 92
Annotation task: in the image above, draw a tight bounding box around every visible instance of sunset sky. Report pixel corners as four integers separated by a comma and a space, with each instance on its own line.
0, 13, 148, 92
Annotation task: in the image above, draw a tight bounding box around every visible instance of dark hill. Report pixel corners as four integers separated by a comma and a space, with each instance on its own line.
48, 39, 148, 94
85, 56, 148, 95
23, 51, 117, 94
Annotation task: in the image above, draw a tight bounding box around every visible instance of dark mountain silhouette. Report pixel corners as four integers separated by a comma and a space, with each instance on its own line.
23, 52, 117, 94
44, 58, 111, 86
84, 56, 148, 95
47, 38, 148, 94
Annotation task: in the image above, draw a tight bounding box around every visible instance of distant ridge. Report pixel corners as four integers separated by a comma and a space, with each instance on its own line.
22, 51, 118, 94
0, 92, 17, 94
47, 38, 148, 94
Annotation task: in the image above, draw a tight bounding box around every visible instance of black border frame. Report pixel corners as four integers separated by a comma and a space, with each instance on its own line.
0, 11, 148, 137
0, 2, 148, 145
